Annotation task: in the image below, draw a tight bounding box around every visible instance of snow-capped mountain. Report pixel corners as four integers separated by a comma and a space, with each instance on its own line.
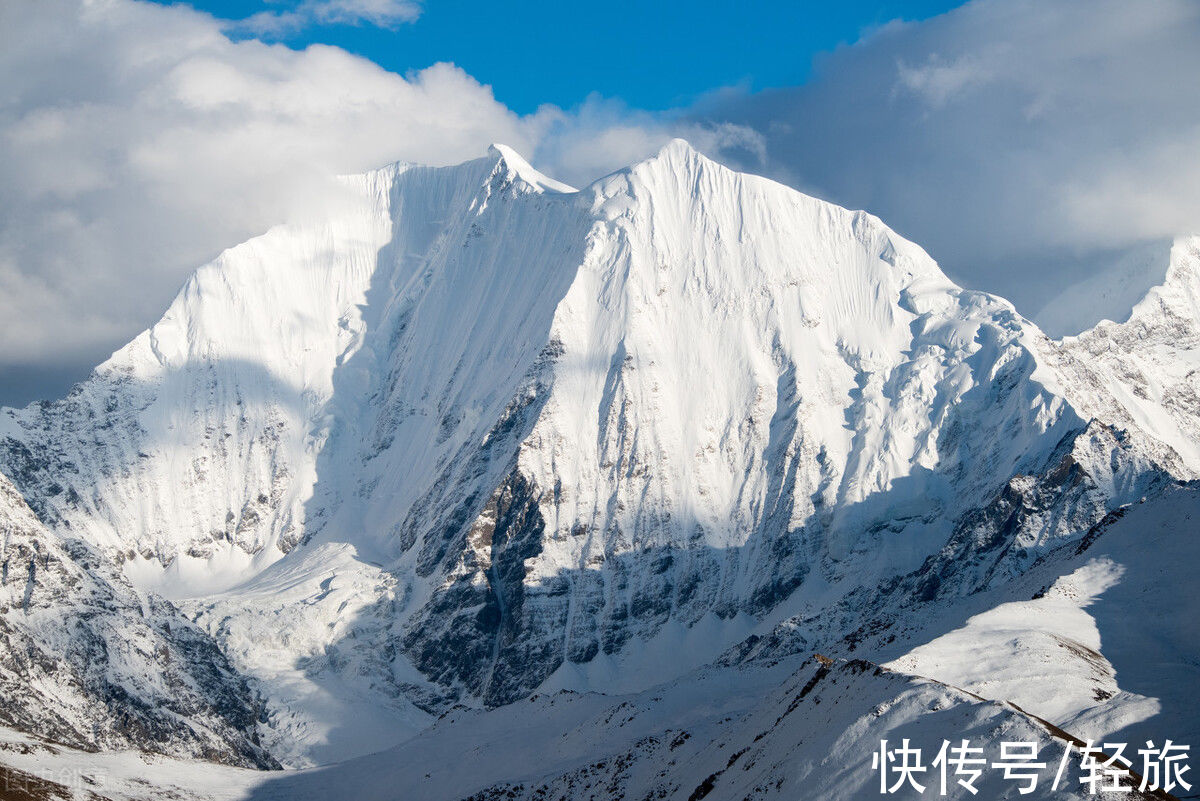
0, 142, 1195, 795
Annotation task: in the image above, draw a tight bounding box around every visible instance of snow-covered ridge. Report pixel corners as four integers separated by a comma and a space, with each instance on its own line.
486, 142, 578, 194
0, 141, 1196, 769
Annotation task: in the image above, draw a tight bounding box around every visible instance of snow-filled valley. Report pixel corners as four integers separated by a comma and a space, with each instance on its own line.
0, 141, 1196, 800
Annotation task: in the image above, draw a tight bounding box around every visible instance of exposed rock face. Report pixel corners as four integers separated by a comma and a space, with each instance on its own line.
0, 142, 1195, 766
403, 468, 552, 705
0, 474, 276, 768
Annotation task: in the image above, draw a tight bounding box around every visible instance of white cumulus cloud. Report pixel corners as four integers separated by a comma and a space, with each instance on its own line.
0, 0, 533, 391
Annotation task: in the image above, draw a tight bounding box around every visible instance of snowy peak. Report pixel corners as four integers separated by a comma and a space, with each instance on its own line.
587, 136, 958, 363
1049, 234, 1200, 476
1128, 234, 1200, 326
596, 136, 727, 199
603, 136, 950, 278
392, 140, 1107, 704
486, 143, 576, 194
634, 136, 710, 173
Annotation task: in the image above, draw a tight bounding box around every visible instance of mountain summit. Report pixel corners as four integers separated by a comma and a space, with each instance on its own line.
0, 144, 1195, 790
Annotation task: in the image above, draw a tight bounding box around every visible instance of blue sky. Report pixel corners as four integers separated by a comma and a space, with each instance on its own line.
150, 0, 962, 112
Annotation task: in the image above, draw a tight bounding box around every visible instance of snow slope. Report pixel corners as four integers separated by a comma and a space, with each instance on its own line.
0, 657, 1159, 801
886, 481, 1200, 756
140, 658, 1160, 801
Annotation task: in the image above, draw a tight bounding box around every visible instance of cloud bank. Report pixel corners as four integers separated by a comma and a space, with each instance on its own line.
696, 0, 1200, 329
0, 1, 528, 368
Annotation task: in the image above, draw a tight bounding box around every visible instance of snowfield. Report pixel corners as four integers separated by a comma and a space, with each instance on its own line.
0, 141, 1195, 799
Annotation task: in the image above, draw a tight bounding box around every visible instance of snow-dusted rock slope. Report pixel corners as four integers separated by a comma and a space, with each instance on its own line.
0, 141, 1195, 774
0, 473, 275, 768
243, 656, 1164, 801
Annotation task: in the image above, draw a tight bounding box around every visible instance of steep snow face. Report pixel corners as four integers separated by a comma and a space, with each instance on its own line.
401, 141, 1101, 705
0, 165, 396, 591
0, 146, 581, 596
528, 139, 1076, 567
0, 141, 1189, 763
295, 147, 590, 563
0, 474, 275, 768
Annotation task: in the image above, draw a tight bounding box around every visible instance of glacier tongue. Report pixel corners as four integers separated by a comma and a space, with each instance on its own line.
0, 140, 1195, 768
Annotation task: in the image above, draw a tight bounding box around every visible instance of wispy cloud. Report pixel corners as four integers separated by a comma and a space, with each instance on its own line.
895, 53, 993, 107
229, 0, 422, 37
